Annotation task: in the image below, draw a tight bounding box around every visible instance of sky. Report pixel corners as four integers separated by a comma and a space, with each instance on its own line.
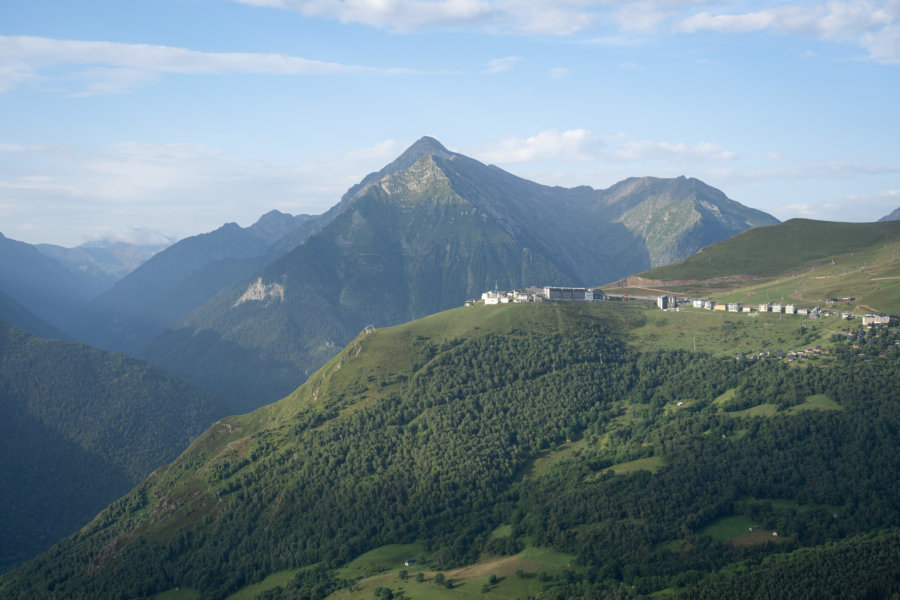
1, 0, 899, 247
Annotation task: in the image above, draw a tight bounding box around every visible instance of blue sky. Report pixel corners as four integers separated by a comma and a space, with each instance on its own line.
2, 0, 899, 246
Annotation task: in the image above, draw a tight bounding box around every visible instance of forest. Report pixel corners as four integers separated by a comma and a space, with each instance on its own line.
1, 303, 899, 599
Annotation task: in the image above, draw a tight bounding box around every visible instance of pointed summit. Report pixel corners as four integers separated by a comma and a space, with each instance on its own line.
341, 136, 454, 203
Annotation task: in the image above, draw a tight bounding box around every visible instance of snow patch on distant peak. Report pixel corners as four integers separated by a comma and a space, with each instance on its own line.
233, 277, 284, 307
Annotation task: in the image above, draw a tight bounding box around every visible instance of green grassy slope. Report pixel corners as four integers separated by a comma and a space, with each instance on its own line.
3, 302, 900, 599
613, 219, 900, 314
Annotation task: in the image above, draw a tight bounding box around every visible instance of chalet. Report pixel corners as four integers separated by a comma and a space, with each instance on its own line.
704, 300, 716, 310
727, 303, 741, 312
771, 303, 783, 313
692, 299, 704, 309
758, 303, 770, 312
742, 306, 753, 313
784, 304, 796, 315
463, 299, 474, 307
797, 308, 809, 316
714, 303, 727, 311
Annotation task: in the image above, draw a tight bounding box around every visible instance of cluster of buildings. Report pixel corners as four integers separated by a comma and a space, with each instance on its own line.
467, 286, 892, 328
658, 294, 892, 325
470, 286, 606, 306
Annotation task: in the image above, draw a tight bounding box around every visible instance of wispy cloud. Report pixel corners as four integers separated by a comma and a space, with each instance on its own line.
478, 129, 739, 166
614, 139, 737, 162
482, 56, 522, 74
675, 1, 900, 64
478, 129, 602, 163
548, 66, 571, 78
0, 35, 417, 95
231, 1, 900, 64
0, 138, 400, 245
235, 0, 599, 34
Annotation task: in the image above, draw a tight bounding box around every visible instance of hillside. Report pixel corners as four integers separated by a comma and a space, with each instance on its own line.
0, 321, 221, 572
4, 301, 900, 598
141, 137, 776, 411
613, 219, 900, 315
0, 289, 64, 340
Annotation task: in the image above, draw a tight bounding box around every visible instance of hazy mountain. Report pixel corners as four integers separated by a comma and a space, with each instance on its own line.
143, 137, 776, 410
879, 206, 900, 222
0, 320, 220, 573
0, 289, 64, 340
0, 233, 107, 333
70, 210, 318, 355
5, 302, 899, 598
35, 239, 171, 286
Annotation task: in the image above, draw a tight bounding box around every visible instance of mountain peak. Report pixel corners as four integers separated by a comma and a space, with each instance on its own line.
339, 136, 454, 205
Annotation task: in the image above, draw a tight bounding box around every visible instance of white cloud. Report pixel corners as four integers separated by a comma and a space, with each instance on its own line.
0, 35, 417, 94
0, 138, 400, 246
548, 66, 571, 78
482, 56, 523, 73
236, 0, 496, 32
235, 0, 604, 34
478, 129, 601, 163
229, 0, 900, 64
675, 1, 900, 64
614, 140, 737, 162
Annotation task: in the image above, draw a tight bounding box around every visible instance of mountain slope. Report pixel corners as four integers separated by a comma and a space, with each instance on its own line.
0, 289, 64, 340
71, 210, 316, 355
616, 218, 900, 314
0, 233, 108, 333
143, 138, 772, 410
5, 302, 900, 598
597, 175, 779, 267
0, 321, 220, 572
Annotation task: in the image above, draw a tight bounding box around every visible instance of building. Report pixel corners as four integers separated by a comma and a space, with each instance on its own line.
784, 304, 796, 314
482, 291, 503, 305
704, 300, 716, 310
543, 286, 602, 302
758, 303, 770, 312
657, 294, 677, 310
692, 299, 704, 309
714, 303, 727, 311
863, 314, 891, 326
771, 303, 783, 313
727, 303, 741, 312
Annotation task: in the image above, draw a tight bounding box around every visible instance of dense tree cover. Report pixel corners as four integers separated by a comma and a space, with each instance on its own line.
2, 310, 900, 598
0, 321, 220, 572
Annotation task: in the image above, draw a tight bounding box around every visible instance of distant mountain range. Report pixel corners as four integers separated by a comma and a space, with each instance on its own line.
70, 210, 317, 355
137, 137, 777, 410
